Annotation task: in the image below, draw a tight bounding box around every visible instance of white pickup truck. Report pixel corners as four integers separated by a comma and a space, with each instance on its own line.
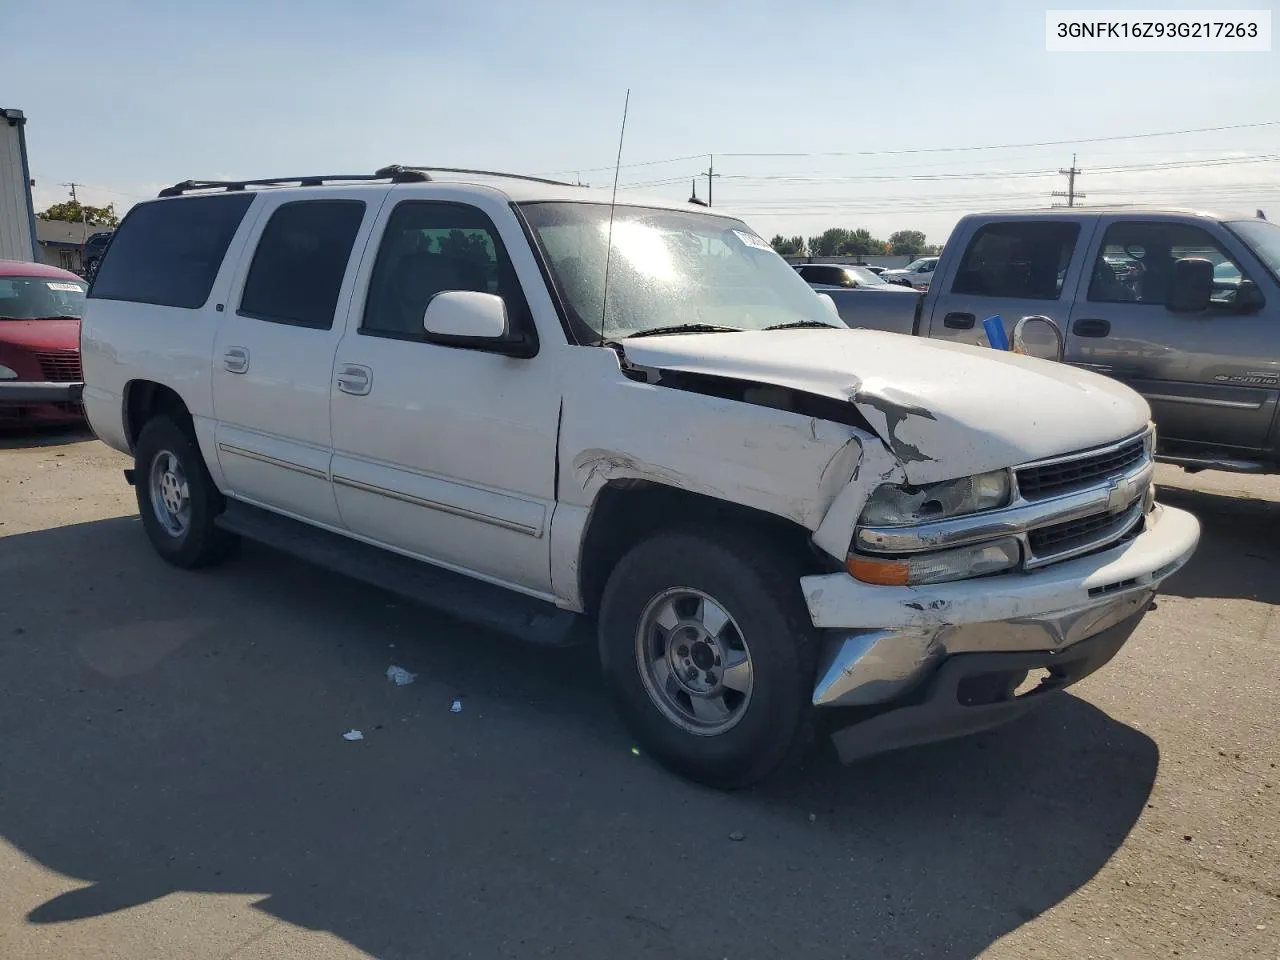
81, 167, 1200, 788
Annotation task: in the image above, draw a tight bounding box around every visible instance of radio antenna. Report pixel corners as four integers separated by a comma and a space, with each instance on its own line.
599, 89, 630, 342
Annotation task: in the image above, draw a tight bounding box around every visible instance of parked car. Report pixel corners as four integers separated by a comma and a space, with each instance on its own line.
793, 263, 916, 292
0, 259, 87, 426
81, 168, 1199, 788
880, 255, 939, 291
82, 230, 114, 280
819, 208, 1280, 475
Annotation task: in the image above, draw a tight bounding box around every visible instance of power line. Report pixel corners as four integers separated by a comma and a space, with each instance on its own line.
550, 119, 1279, 175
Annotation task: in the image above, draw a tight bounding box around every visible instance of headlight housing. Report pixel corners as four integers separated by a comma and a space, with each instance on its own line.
858, 470, 1011, 527
0, 364, 18, 380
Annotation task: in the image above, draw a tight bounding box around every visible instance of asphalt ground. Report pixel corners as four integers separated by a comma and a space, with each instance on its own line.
1, 426, 1277, 959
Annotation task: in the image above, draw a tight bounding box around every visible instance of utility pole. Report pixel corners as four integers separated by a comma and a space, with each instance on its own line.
61, 181, 82, 203
1051, 154, 1085, 208
702, 155, 720, 207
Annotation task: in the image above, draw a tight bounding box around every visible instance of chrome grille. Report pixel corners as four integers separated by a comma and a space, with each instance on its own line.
37, 350, 82, 382
1016, 435, 1146, 500
1028, 500, 1144, 559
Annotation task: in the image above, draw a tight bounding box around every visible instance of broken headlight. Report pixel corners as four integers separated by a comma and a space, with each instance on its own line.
858, 471, 1012, 527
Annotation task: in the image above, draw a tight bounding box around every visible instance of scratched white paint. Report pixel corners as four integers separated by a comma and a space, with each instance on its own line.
617, 329, 1151, 484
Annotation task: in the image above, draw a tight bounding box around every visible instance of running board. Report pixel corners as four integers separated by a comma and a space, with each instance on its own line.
214, 501, 581, 646
1156, 454, 1268, 474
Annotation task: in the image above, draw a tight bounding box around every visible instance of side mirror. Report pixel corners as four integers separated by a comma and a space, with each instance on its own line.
424, 290, 509, 340
1235, 280, 1266, 313
1168, 258, 1214, 313
1012, 315, 1064, 362
818, 292, 839, 316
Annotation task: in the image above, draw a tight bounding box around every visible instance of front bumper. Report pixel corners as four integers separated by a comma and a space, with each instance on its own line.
803, 503, 1199, 759
0, 381, 84, 405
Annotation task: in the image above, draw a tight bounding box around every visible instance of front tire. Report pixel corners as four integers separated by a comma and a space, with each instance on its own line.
134, 416, 238, 568
598, 528, 818, 789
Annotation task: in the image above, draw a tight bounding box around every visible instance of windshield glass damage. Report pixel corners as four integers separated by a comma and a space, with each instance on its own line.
518, 202, 838, 341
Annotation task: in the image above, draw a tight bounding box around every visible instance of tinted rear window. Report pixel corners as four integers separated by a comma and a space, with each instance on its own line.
239, 200, 366, 329
90, 194, 255, 308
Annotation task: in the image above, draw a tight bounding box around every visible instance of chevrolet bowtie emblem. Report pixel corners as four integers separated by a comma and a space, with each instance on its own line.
1106, 477, 1134, 514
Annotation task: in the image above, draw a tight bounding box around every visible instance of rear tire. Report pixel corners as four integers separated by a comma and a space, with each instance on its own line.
134, 416, 238, 568
598, 528, 818, 789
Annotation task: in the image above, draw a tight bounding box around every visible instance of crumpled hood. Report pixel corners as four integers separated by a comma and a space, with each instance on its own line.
619, 328, 1150, 484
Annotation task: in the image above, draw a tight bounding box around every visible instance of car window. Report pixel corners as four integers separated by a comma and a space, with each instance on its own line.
238, 200, 366, 329
952, 222, 1080, 300
1088, 221, 1249, 307
0, 276, 87, 319
362, 201, 531, 340
89, 194, 255, 308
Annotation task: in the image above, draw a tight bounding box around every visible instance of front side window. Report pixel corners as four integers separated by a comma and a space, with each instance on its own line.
1227, 218, 1280, 284
362, 201, 530, 340
952, 222, 1079, 300
519, 202, 836, 341
239, 200, 366, 329
1088, 221, 1249, 306
0, 276, 87, 319
89, 193, 254, 308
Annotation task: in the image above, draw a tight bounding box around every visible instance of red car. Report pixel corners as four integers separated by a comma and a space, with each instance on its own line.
0, 259, 87, 426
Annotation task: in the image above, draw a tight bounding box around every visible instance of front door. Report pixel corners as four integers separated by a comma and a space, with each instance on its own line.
211, 192, 384, 526
925, 219, 1088, 349
329, 196, 560, 596
1064, 217, 1279, 452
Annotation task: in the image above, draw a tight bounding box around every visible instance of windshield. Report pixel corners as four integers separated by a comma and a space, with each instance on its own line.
848, 266, 887, 286
0, 276, 86, 320
518, 202, 837, 340
1227, 219, 1280, 283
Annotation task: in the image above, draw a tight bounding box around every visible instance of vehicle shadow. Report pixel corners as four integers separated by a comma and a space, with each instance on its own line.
1155, 485, 1280, 604
0, 517, 1158, 960
0, 424, 94, 450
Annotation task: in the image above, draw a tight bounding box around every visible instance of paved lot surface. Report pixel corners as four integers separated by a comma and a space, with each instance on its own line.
1, 427, 1277, 960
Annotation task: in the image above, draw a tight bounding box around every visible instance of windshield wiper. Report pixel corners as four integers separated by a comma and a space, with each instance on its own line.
762, 319, 839, 331
625, 323, 743, 339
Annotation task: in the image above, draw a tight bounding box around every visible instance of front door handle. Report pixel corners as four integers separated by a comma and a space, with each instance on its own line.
943, 312, 975, 330
223, 347, 249, 374
336, 363, 372, 396
1073, 318, 1111, 338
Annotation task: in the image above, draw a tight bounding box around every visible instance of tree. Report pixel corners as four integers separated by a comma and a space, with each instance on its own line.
809, 228, 851, 257
838, 228, 886, 257
888, 229, 928, 257
769, 234, 805, 256
39, 200, 118, 227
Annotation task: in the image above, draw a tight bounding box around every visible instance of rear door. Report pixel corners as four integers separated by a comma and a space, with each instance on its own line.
925, 219, 1089, 348
211, 191, 386, 526
1064, 216, 1278, 452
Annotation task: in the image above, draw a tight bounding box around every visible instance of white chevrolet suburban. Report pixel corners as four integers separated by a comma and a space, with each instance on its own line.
80, 166, 1201, 788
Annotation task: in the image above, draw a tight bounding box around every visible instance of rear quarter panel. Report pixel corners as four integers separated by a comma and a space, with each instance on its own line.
80, 202, 263, 457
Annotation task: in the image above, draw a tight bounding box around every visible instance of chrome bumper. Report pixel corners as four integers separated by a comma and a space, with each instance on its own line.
807, 503, 1199, 712
0, 381, 83, 404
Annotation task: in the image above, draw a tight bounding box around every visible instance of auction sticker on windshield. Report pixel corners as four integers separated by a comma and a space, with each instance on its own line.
47, 282, 85, 292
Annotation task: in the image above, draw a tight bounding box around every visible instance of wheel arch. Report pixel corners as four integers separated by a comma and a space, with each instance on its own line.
123, 379, 194, 453
576, 479, 833, 618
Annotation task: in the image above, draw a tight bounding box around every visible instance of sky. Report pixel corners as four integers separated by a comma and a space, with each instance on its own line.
3, 0, 1277, 248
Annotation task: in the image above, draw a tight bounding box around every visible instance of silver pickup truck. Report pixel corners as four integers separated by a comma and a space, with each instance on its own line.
821, 208, 1280, 474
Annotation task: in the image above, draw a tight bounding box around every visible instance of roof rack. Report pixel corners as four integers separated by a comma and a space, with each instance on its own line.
155, 164, 582, 199
156, 165, 430, 198
398, 166, 579, 188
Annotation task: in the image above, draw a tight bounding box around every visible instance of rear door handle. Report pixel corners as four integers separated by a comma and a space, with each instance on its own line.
223, 347, 249, 374
1073, 318, 1111, 338
943, 312, 975, 330
336, 363, 372, 396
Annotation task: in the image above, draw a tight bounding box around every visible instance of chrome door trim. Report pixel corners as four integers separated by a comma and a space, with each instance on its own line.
331, 473, 543, 537
217, 442, 329, 481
